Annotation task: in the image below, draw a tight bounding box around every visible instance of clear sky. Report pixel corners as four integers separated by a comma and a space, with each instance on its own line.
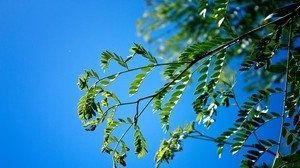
0, 1, 280, 168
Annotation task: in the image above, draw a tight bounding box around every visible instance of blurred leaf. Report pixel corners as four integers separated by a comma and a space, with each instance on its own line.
268, 64, 286, 73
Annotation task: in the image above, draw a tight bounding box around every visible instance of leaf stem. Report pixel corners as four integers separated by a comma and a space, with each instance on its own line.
96, 61, 192, 84
275, 16, 294, 162
189, 130, 277, 156
231, 89, 262, 146
231, 89, 242, 110
112, 97, 154, 161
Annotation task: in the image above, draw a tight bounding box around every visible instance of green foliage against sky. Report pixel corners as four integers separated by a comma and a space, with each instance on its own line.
78, 1, 300, 167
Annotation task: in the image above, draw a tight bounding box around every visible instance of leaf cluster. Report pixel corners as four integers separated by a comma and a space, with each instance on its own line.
77, 1, 300, 168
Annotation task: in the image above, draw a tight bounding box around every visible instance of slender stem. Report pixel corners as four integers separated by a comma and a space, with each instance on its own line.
253, 132, 262, 144
231, 89, 242, 110
138, 97, 155, 118
275, 17, 294, 160
112, 121, 134, 154
231, 89, 262, 145
96, 61, 192, 84
188, 130, 277, 156
187, 135, 254, 148
112, 97, 154, 157
134, 101, 140, 126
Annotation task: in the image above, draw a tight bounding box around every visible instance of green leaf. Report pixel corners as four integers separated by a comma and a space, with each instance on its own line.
118, 118, 126, 124
231, 145, 242, 155
244, 154, 257, 161
101, 51, 113, 70
113, 151, 127, 167
253, 144, 266, 152
267, 139, 278, 145
217, 145, 223, 158
268, 64, 286, 73
159, 71, 191, 130
100, 80, 110, 87
291, 142, 299, 154
134, 126, 148, 158
101, 97, 108, 107
282, 126, 287, 137
78, 86, 103, 122
77, 75, 88, 90
221, 96, 229, 107
127, 117, 133, 124
273, 154, 300, 168
179, 37, 228, 62
259, 140, 272, 147
99, 74, 119, 87
266, 88, 276, 93
287, 134, 294, 145
120, 140, 130, 153
271, 111, 281, 117
83, 118, 101, 131
129, 65, 153, 95
131, 43, 157, 63
264, 3, 300, 20
212, 0, 229, 27
247, 150, 261, 157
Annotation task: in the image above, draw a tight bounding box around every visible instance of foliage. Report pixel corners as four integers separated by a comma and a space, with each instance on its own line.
77, 1, 300, 167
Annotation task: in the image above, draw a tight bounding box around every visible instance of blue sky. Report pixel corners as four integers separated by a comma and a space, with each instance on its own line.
0, 1, 281, 168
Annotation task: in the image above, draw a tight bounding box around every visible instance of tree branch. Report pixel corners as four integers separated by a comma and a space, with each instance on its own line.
95, 61, 192, 85
276, 16, 295, 161
188, 129, 277, 156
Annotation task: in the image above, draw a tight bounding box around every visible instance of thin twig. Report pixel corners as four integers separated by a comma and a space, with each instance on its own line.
96, 61, 192, 84
112, 97, 154, 158
231, 89, 242, 110
188, 129, 277, 156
